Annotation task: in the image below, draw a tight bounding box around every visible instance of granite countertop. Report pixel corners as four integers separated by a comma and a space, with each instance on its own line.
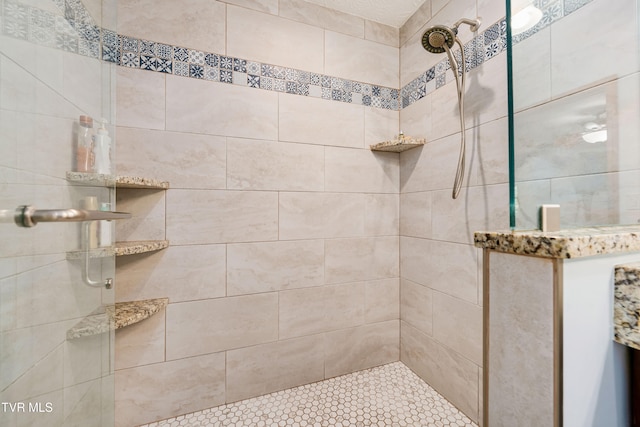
474, 225, 640, 259
614, 262, 640, 350
66, 298, 169, 340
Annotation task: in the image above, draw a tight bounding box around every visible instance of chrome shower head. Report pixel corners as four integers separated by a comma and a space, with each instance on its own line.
421, 25, 456, 54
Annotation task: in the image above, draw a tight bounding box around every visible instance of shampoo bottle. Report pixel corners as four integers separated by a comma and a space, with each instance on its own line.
93, 119, 112, 175
81, 196, 99, 249
99, 202, 113, 247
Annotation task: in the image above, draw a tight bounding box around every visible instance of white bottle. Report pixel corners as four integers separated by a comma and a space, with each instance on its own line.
81, 196, 99, 249
93, 119, 112, 175
99, 202, 113, 247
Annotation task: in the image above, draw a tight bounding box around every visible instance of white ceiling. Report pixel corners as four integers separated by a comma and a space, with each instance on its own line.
301, 0, 427, 28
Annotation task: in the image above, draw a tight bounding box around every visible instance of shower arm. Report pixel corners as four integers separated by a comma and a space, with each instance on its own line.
453, 17, 481, 32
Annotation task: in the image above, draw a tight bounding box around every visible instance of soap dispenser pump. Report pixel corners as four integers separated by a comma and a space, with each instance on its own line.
93, 119, 112, 175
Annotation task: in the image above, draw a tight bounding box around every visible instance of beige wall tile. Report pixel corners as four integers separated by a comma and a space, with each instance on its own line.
325, 236, 399, 285
166, 75, 278, 140
116, 127, 226, 190
400, 237, 478, 303
400, 0, 431, 48
115, 352, 225, 427
364, 194, 399, 236
365, 278, 399, 323
116, 68, 165, 130
118, 0, 225, 54
279, 93, 365, 148
325, 147, 399, 194
470, 118, 509, 187
322, 193, 365, 238
401, 321, 479, 422
115, 188, 166, 242
465, 54, 508, 128
488, 252, 554, 427
279, 283, 365, 339
62, 53, 103, 121
365, 21, 399, 47
433, 292, 482, 366
166, 293, 278, 360
399, 191, 432, 238
115, 309, 165, 370
218, 0, 278, 15
115, 244, 226, 303
431, 184, 510, 245
226, 335, 325, 402
429, 81, 462, 141
399, 95, 431, 143
166, 190, 279, 244
400, 278, 433, 335
227, 240, 324, 295
227, 138, 324, 191
325, 31, 399, 88
325, 320, 399, 378
279, 0, 365, 39
278, 192, 326, 240
365, 107, 400, 150
227, 5, 324, 73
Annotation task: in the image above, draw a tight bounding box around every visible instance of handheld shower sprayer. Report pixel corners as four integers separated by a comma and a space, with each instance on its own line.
421, 17, 481, 199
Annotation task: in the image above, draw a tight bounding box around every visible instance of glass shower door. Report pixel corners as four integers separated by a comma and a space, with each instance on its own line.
0, 0, 118, 425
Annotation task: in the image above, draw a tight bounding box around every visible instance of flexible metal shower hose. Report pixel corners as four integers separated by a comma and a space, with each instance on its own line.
442, 39, 466, 199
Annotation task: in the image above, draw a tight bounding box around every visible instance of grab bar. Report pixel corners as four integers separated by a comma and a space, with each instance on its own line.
14, 205, 131, 228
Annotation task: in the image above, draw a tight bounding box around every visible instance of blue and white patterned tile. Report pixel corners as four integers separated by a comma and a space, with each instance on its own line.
297, 83, 310, 96
157, 59, 172, 74
273, 79, 286, 92
79, 39, 100, 58
321, 87, 332, 100
232, 71, 247, 86
342, 91, 352, 103
331, 89, 343, 101
362, 95, 372, 106
30, 8, 55, 29
352, 82, 362, 93
436, 74, 446, 89
205, 53, 218, 68
351, 92, 363, 105
219, 69, 233, 83
139, 40, 155, 56
372, 85, 381, 97
538, 0, 563, 27
343, 80, 353, 93
272, 66, 286, 80
261, 64, 274, 77
140, 55, 156, 71
483, 21, 500, 46
321, 75, 332, 88
189, 49, 205, 65
247, 61, 261, 75
174, 61, 189, 77
371, 97, 382, 108
285, 68, 298, 81
286, 81, 298, 94
4, 18, 29, 39
174, 47, 189, 62
121, 36, 139, 52
102, 44, 120, 63
435, 59, 447, 76
156, 43, 173, 59
425, 67, 436, 82
331, 77, 344, 90
309, 85, 322, 98
485, 39, 503, 60
121, 51, 140, 68
361, 84, 372, 97
233, 58, 247, 73
56, 32, 77, 52
190, 64, 204, 79
29, 26, 54, 46
248, 74, 260, 88
310, 73, 322, 86
101, 29, 117, 46
204, 66, 219, 81
297, 71, 310, 84
564, 0, 592, 15
261, 76, 274, 90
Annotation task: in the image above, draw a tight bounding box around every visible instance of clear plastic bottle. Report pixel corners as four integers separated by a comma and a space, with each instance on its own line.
93, 119, 112, 175
76, 115, 94, 172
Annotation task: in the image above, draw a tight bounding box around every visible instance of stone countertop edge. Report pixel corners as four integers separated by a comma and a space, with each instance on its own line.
66, 298, 169, 340
474, 225, 640, 259
614, 262, 640, 350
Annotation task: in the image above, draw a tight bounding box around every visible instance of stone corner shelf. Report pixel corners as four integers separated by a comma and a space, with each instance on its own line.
370, 135, 426, 153
614, 262, 640, 350
66, 298, 169, 340
474, 225, 640, 259
66, 171, 170, 189
115, 240, 169, 256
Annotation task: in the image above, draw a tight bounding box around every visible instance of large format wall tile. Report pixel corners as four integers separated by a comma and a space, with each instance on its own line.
116, 127, 227, 190
115, 309, 165, 370
279, 94, 365, 148
116, 244, 226, 303
227, 240, 324, 295
325, 320, 400, 378
226, 138, 324, 191
226, 334, 325, 402
227, 5, 324, 73
325, 147, 399, 193
116, 189, 166, 242
166, 75, 278, 140
365, 278, 400, 323
325, 31, 399, 88
165, 293, 278, 360
400, 278, 433, 335
115, 352, 225, 427
401, 321, 479, 422
166, 190, 279, 244
279, 283, 365, 339
118, 0, 226, 54
433, 292, 482, 366
116, 68, 165, 130
279, 0, 365, 39
325, 236, 399, 284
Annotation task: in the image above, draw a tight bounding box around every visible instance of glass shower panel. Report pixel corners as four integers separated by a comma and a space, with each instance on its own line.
508, 0, 640, 229
0, 0, 117, 425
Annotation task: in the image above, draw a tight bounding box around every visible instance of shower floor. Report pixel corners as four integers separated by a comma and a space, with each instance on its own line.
139, 361, 477, 427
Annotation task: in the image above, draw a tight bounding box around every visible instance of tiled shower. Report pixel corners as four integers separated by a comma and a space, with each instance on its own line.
0, 0, 615, 425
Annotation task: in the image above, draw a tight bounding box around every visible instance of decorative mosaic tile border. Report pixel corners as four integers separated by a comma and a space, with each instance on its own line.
1, 0, 594, 111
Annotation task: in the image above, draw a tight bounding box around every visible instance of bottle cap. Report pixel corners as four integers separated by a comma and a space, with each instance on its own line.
79, 115, 93, 127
